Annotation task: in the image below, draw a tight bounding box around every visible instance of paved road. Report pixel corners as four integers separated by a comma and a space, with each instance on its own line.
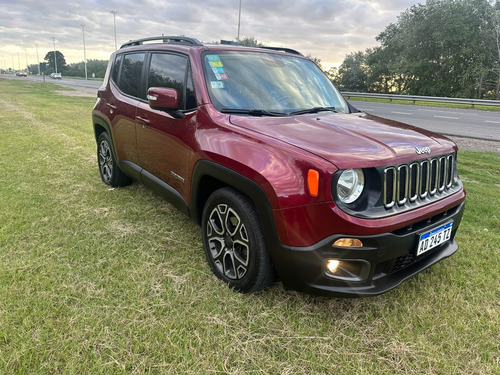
350, 100, 500, 141
2, 73, 102, 91
4, 74, 499, 141
23, 74, 103, 90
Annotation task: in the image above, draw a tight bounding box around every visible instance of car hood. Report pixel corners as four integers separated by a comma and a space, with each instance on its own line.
229, 112, 457, 169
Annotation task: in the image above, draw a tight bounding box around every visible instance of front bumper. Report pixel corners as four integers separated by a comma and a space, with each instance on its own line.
272, 201, 465, 296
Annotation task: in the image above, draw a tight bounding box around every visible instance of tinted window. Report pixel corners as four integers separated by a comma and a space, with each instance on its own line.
111, 54, 122, 84
186, 68, 196, 110
148, 53, 196, 110
118, 53, 146, 98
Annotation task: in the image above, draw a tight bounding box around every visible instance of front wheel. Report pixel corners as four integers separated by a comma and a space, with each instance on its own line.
201, 188, 274, 293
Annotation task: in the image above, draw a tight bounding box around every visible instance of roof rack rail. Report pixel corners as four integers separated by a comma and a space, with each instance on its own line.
120, 36, 204, 49
220, 40, 239, 45
260, 46, 303, 56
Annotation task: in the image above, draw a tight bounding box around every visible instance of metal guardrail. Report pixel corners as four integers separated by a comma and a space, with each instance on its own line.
342, 92, 500, 108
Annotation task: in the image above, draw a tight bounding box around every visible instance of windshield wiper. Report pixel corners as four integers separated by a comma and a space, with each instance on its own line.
289, 106, 337, 116
221, 108, 287, 117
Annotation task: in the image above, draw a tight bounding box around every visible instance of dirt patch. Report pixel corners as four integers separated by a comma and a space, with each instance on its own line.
0, 97, 37, 122
56, 87, 97, 97
451, 136, 500, 153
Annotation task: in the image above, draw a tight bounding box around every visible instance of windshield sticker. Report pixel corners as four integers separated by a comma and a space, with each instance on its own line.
211, 81, 225, 89
207, 55, 228, 80
209, 60, 224, 68
214, 72, 228, 80
207, 55, 220, 62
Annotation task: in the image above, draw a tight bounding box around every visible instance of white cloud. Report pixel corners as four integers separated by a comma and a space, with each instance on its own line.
0, 0, 418, 69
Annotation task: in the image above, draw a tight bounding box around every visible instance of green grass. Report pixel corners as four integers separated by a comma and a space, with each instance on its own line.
0, 78, 499, 374
345, 95, 500, 112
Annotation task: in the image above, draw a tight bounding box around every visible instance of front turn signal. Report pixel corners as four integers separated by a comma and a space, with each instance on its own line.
307, 169, 319, 197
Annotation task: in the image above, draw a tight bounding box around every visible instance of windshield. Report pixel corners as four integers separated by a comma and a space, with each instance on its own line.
202, 51, 349, 115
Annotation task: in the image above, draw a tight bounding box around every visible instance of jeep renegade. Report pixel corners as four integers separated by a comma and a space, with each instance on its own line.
92, 36, 466, 296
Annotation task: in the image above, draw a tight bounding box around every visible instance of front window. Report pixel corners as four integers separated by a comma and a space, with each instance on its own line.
203, 51, 349, 115
147, 53, 196, 110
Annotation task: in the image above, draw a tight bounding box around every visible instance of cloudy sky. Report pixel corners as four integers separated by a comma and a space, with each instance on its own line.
0, 0, 418, 70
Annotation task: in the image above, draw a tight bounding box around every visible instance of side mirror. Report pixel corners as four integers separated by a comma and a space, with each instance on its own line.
147, 87, 184, 118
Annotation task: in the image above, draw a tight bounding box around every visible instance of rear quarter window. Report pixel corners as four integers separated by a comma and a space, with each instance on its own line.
117, 53, 146, 99
111, 54, 123, 84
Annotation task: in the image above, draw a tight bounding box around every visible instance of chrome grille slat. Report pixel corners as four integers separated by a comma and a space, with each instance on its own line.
446, 155, 454, 188
384, 167, 396, 208
397, 165, 409, 205
409, 163, 419, 202
430, 159, 438, 195
383, 154, 455, 209
420, 160, 429, 199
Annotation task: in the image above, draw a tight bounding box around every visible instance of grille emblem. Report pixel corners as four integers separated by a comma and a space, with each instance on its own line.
415, 146, 431, 155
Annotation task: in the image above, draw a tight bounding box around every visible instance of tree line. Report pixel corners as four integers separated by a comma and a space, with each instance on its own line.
27, 51, 108, 79
330, 0, 500, 99
24, 0, 500, 100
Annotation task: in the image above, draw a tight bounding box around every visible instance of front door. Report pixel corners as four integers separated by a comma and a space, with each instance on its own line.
136, 52, 198, 201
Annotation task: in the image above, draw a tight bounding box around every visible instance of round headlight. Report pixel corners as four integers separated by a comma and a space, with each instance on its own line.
337, 169, 365, 204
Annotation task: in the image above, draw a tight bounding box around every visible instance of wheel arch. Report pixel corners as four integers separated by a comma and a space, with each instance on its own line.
92, 114, 123, 174
190, 160, 282, 254
93, 114, 112, 143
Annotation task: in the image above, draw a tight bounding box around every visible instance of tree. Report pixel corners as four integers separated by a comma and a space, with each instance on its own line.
65, 59, 108, 78
238, 37, 266, 47
44, 51, 67, 74
325, 66, 339, 83
27, 63, 39, 75
337, 51, 368, 92
339, 0, 500, 98
372, 0, 496, 97
365, 46, 398, 93
488, 2, 500, 99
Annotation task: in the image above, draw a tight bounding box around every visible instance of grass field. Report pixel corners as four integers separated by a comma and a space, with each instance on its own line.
0, 79, 499, 374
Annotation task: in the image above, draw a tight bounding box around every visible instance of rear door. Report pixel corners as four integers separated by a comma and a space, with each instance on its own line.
136, 52, 198, 200
108, 52, 146, 167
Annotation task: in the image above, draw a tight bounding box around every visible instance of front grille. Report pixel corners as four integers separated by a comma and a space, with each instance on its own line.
383, 154, 455, 209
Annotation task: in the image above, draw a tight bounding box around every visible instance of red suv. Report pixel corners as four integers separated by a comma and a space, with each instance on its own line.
92, 36, 466, 296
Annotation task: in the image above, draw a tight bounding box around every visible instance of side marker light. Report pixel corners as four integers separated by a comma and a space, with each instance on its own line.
307, 169, 319, 197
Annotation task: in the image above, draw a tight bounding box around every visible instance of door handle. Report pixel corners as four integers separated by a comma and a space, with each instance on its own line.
106, 103, 117, 110
135, 116, 151, 127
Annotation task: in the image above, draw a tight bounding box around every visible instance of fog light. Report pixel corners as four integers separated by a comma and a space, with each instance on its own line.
324, 259, 370, 281
333, 238, 363, 248
326, 259, 340, 273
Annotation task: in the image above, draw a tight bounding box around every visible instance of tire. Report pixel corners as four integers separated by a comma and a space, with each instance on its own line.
97, 132, 131, 187
201, 187, 274, 293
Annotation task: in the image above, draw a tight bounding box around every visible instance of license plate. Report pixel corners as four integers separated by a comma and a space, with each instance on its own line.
416, 221, 453, 256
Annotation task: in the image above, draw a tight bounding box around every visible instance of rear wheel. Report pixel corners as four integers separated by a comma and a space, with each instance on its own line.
201, 188, 273, 293
97, 132, 131, 187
